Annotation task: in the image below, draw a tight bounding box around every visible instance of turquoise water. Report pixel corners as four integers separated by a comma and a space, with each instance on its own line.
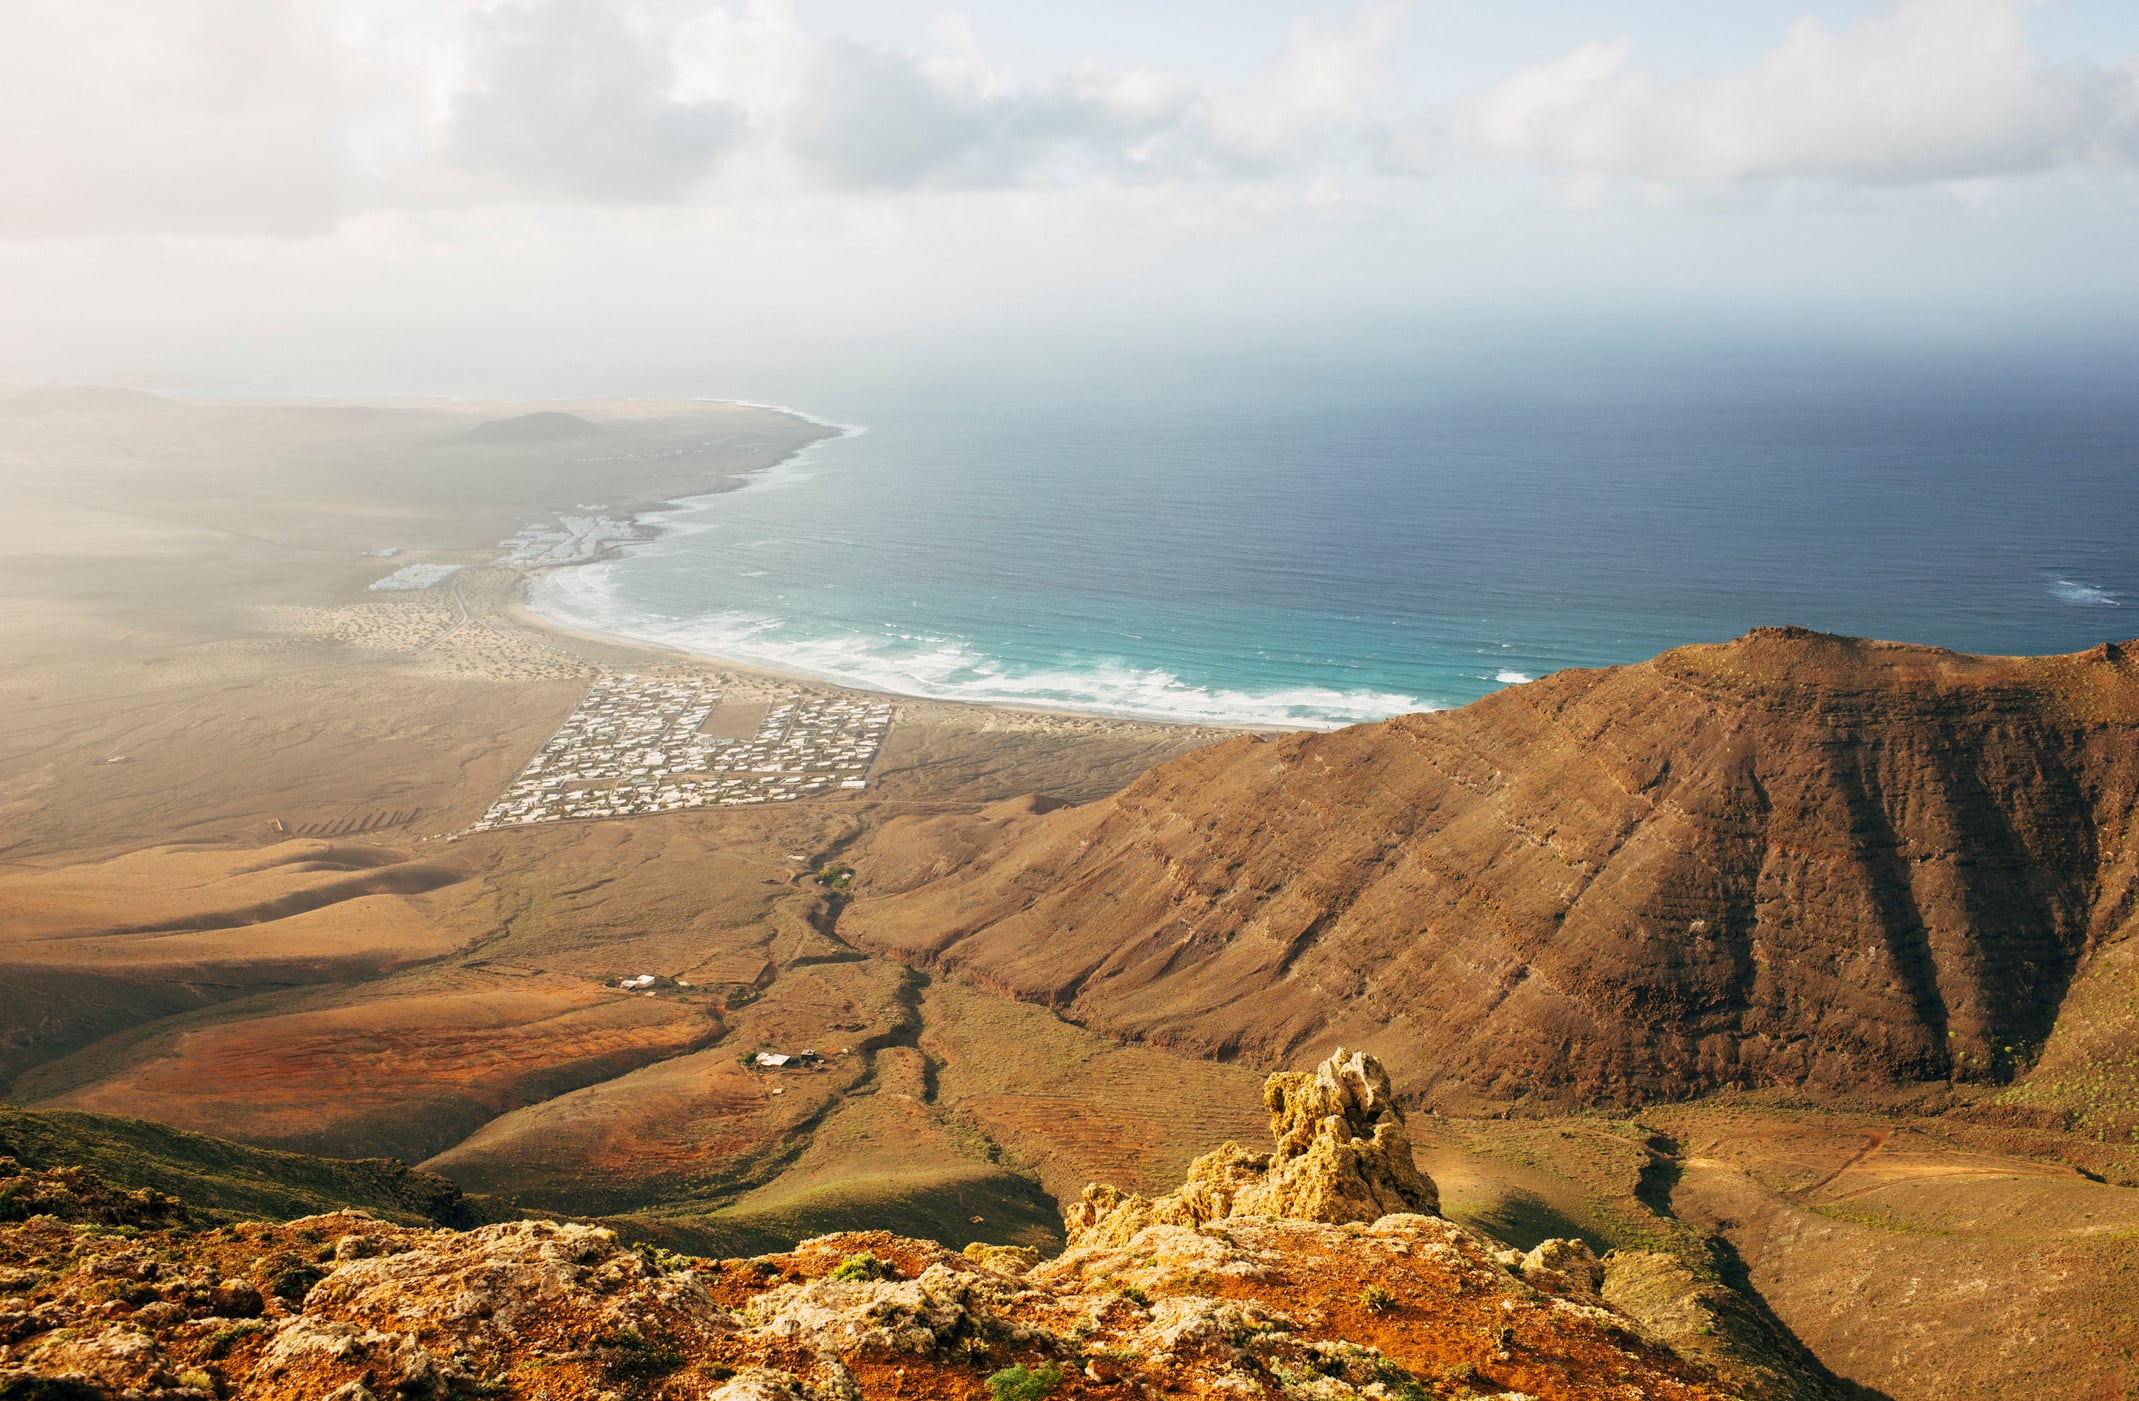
531, 350, 2139, 728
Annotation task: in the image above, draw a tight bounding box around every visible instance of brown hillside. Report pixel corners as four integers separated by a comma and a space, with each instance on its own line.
845, 629, 2139, 1108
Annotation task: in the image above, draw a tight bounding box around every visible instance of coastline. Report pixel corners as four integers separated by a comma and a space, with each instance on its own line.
499, 401, 861, 573
504, 404, 1294, 732
502, 590, 1265, 736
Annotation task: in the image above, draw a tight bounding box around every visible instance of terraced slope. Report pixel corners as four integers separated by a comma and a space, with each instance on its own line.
847, 629, 2139, 1111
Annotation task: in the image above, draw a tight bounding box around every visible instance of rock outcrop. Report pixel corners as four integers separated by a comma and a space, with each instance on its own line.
0, 1100, 1844, 1399
1066, 1049, 1438, 1247
0, 1208, 1749, 1401
1600, 1249, 1839, 1401
847, 629, 2139, 1108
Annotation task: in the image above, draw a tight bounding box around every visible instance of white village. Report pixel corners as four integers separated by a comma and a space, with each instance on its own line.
469, 673, 893, 831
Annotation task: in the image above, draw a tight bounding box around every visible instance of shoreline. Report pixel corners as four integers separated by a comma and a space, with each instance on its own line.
506, 402, 860, 573
502, 590, 1267, 735
502, 404, 1290, 733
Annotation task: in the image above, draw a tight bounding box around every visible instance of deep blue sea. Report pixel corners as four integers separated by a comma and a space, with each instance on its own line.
531, 347, 2139, 728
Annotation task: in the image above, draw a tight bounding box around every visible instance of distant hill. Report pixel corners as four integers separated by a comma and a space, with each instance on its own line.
0, 1105, 482, 1226
847, 629, 2139, 1112
0, 385, 195, 418
461, 410, 608, 443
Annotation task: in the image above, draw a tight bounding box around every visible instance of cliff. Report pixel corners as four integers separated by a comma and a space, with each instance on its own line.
845, 630, 2139, 1108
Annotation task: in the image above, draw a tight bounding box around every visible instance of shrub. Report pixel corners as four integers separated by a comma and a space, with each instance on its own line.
597, 1327, 685, 1381
201, 1319, 267, 1359
1359, 1283, 1397, 1314
985, 1363, 1064, 1401
829, 1252, 890, 1283
263, 1262, 325, 1304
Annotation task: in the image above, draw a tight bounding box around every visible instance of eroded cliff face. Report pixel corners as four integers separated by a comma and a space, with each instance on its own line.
846, 630, 2139, 1106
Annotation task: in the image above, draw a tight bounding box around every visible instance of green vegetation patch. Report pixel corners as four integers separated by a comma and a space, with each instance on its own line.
0, 1106, 482, 1227
985, 1363, 1063, 1401
829, 1251, 892, 1282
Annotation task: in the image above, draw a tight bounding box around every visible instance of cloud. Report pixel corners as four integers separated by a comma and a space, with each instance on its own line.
1452, 0, 2139, 186
447, 0, 746, 201
1201, 1, 1408, 164
782, 42, 1165, 191
780, 2, 1407, 192
0, 0, 352, 236
9, 0, 2135, 243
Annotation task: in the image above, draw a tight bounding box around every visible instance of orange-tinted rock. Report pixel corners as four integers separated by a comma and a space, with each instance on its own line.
1066, 1048, 1438, 1247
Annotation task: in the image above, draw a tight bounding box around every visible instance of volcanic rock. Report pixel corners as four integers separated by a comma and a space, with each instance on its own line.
846, 629, 2139, 1107
1519, 1238, 1603, 1296
0, 1137, 1812, 1399
1066, 1048, 1438, 1246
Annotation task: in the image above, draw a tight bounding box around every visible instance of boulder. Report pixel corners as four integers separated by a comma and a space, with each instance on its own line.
1519, 1238, 1604, 1296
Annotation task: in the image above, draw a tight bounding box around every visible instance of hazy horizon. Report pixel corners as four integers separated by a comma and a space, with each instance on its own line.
6, 1, 2139, 396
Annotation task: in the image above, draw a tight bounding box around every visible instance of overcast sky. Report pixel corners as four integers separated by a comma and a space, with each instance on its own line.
4, 0, 2138, 395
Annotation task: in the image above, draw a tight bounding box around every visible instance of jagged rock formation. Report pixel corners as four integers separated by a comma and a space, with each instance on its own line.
0, 1115, 1843, 1398
1067, 1048, 1438, 1246
1507, 1239, 1603, 1298
847, 630, 2139, 1107
0, 1208, 1746, 1401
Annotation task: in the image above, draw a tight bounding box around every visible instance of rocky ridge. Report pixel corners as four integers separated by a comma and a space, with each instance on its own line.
0, 1054, 1834, 1400
846, 630, 2139, 1111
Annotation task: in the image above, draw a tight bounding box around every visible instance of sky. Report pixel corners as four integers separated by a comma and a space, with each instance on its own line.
3, 0, 2138, 396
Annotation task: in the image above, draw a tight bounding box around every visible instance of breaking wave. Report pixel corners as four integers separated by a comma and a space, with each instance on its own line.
2050, 578, 2120, 606
531, 576, 1430, 729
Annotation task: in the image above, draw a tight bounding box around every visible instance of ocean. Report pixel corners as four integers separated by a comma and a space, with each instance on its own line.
530, 346, 2139, 729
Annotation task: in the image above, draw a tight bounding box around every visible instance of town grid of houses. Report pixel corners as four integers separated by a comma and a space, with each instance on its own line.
471, 673, 892, 830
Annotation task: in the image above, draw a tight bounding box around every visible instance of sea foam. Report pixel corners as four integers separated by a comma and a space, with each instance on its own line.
532, 570, 1431, 729
2050, 578, 2120, 606
530, 401, 1435, 729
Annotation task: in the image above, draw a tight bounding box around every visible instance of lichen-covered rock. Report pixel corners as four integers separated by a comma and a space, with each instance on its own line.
1066, 1048, 1438, 1246
252, 1316, 455, 1400
22, 1321, 172, 1393
738, 1263, 997, 1355
1519, 1238, 1603, 1297
0, 1102, 1804, 1400
960, 1241, 1041, 1275
708, 1369, 804, 1399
